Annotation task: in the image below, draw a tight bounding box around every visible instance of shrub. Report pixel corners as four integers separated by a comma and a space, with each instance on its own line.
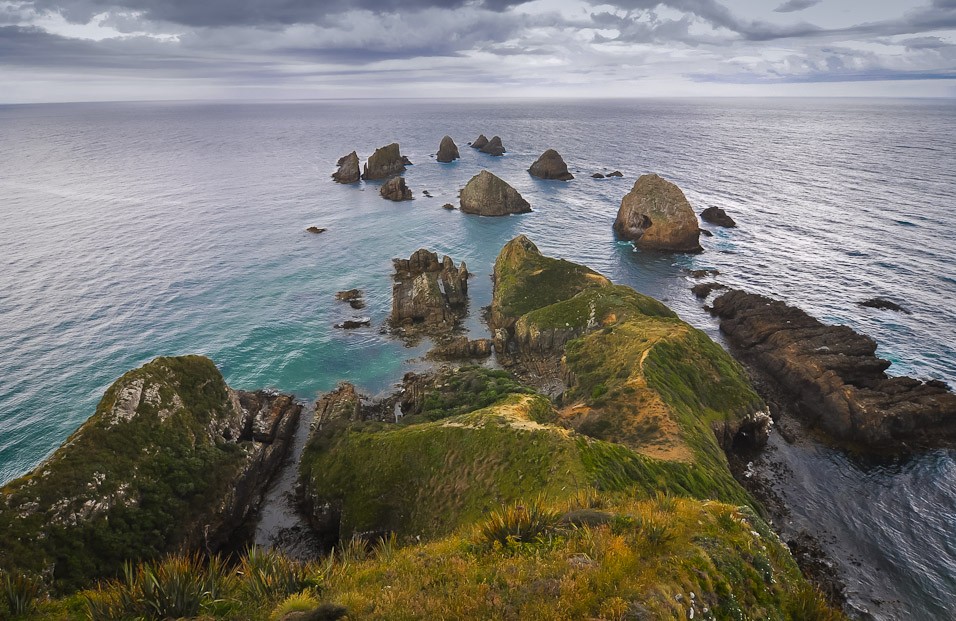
1, 571, 42, 617
478, 499, 561, 548
269, 589, 321, 621
239, 546, 312, 603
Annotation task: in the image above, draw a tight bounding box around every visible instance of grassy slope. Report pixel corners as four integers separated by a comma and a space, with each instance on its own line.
0, 356, 249, 591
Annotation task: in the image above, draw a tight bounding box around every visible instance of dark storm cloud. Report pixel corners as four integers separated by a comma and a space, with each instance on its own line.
24, 0, 532, 27
774, 0, 820, 13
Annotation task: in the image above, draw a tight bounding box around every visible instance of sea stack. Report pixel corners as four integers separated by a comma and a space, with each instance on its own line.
480, 136, 506, 156
471, 134, 489, 149
332, 151, 360, 184
529, 149, 574, 180
700, 206, 736, 228
436, 135, 460, 163
380, 176, 413, 201
459, 170, 531, 216
613, 174, 702, 252
390, 249, 469, 328
362, 143, 406, 180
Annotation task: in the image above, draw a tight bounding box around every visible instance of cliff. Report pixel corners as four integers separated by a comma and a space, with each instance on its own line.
0, 355, 300, 591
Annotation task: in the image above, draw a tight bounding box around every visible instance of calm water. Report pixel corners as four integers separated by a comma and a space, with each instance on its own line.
0, 98, 953, 618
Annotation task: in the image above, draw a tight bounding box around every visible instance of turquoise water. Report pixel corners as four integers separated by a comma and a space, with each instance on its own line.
1, 99, 954, 618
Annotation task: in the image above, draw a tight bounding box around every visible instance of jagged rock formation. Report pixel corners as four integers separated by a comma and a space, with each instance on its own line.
390, 249, 469, 328
429, 336, 493, 359
436, 135, 460, 163
335, 289, 365, 309
331, 151, 360, 184
613, 174, 702, 252
701, 206, 736, 228
480, 135, 506, 156
0, 355, 300, 589
361, 143, 406, 181
529, 149, 574, 180
459, 170, 531, 216
402, 155, 413, 166
380, 176, 413, 201
470, 134, 489, 149
711, 289, 956, 447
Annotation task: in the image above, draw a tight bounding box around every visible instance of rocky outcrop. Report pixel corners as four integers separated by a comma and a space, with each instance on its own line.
692, 282, 726, 299
331, 151, 360, 184
607, 171, 623, 177
380, 176, 413, 201
613, 174, 702, 252
529, 149, 574, 180
442, 203, 456, 210
859, 297, 911, 314
436, 135, 460, 163
362, 143, 406, 181
459, 170, 531, 216
335, 289, 365, 309
306, 226, 327, 234
430, 337, 493, 359
470, 134, 489, 149
334, 318, 370, 329
711, 289, 956, 448
592, 173, 605, 179
480, 136, 506, 156
390, 249, 469, 328
0, 356, 300, 589
701, 206, 736, 228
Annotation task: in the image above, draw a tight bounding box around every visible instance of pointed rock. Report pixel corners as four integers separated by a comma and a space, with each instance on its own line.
459, 170, 531, 216
332, 151, 360, 184
380, 176, 413, 201
529, 149, 574, 180
480, 135, 506, 156
471, 134, 489, 149
362, 143, 406, 180
437, 135, 460, 163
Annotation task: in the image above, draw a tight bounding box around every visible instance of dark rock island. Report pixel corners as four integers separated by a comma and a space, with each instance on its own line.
528, 149, 574, 180
701, 206, 736, 228
331, 151, 360, 184
380, 176, 413, 201
479, 135, 506, 156
711, 289, 956, 447
436, 135, 460, 163
459, 170, 531, 216
361, 143, 406, 181
613, 173, 702, 252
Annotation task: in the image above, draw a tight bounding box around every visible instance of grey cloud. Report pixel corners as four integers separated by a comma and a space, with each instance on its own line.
900, 35, 952, 49
774, 0, 820, 13
23, 0, 532, 27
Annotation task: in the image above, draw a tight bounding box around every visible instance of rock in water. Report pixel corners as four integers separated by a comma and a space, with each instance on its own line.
442, 203, 456, 210
528, 149, 574, 180
459, 170, 531, 216
592, 173, 605, 179
700, 206, 737, 228
859, 297, 911, 314
331, 151, 360, 184
306, 226, 327, 234
380, 176, 413, 201
711, 289, 956, 447
0, 355, 301, 588
402, 155, 413, 166
362, 143, 406, 180
390, 249, 469, 328
480, 135, 506, 156
436, 135, 460, 163
607, 170, 624, 177
613, 174, 702, 252
471, 134, 489, 149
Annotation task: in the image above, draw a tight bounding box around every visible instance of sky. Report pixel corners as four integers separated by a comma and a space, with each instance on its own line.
1, 0, 955, 102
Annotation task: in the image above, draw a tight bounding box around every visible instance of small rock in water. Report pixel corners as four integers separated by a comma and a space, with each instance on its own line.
700, 229, 714, 237
858, 297, 911, 314
335, 289, 363, 302
306, 226, 327, 234
700, 206, 737, 228
606, 170, 624, 177
335, 318, 371, 329
442, 203, 456, 210
423, 190, 432, 197
592, 172, 605, 179
692, 282, 726, 299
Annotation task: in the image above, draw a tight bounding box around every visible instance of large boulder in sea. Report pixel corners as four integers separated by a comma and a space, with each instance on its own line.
613, 174, 702, 252
700, 206, 736, 228
470, 134, 489, 149
390, 249, 469, 328
436, 135, 460, 163
380, 176, 413, 201
529, 149, 574, 181
362, 143, 406, 180
459, 170, 531, 216
331, 151, 360, 184
0, 355, 301, 589
480, 136, 506, 156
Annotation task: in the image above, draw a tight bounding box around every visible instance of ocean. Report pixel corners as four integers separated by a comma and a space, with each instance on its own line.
0, 98, 953, 618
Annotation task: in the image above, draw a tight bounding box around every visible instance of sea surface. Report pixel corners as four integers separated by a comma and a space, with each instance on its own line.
0, 98, 953, 618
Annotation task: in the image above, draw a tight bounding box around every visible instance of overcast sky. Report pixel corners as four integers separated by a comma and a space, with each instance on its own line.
1, 0, 955, 102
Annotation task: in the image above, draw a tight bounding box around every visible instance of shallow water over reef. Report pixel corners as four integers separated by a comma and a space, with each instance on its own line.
0, 98, 954, 618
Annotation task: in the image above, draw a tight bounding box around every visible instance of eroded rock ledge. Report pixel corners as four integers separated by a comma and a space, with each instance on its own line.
390, 248, 469, 330
711, 289, 956, 448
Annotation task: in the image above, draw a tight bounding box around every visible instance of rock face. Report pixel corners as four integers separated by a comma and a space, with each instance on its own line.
711, 289, 956, 447
362, 143, 406, 181
380, 176, 413, 201
0, 355, 300, 589
430, 337, 493, 359
459, 170, 531, 216
480, 136, 506, 156
470, 134, 489, 149
701, 206, 736, 228
529, 149, 574, 180
331, 151, 360, 184
436, 135, 460, 163
390, 249, 469, 328
613, 174, 702, 252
